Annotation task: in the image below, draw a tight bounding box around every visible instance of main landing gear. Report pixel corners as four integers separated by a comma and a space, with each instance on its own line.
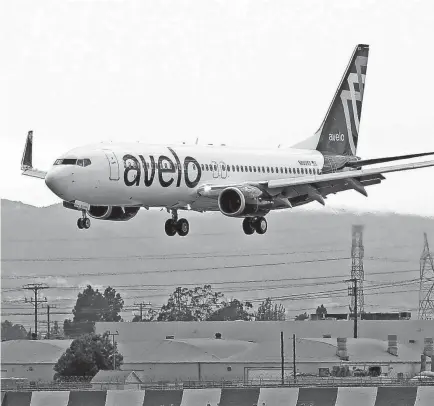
242, 216, 267, 235
165, 210, 189, 237
77, 210, 91, 230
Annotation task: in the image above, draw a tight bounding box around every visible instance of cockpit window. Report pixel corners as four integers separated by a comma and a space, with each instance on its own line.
62, 159, 77, 165
53, 158, 91, 166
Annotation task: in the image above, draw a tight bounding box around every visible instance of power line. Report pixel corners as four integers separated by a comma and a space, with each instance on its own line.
0, 259, 420, 282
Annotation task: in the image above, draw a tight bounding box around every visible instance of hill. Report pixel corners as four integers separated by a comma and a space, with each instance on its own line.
1, 199, 433, 330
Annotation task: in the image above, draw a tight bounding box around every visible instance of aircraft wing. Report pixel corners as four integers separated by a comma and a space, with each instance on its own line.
267, 160, 434, 189
197, 159, 434, 204
21, 131, 47, 179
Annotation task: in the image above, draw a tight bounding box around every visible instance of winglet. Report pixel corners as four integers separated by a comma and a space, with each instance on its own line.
21, 130, 34, 170
21, 131, 47, 179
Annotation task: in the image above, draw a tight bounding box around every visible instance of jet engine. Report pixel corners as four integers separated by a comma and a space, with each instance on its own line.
87, 205, 140, 221
218, 186, 273, 217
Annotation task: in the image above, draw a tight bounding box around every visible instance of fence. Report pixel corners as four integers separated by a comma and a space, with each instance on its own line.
2, 376, 433, 392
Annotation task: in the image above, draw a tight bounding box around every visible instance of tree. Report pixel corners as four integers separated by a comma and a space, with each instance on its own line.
1, 320, 28, 341
52, 321, 60, 336
316, 304, 327, 318
256, 298, 286, 321
157, 285, 223, 321
53, 332, 123, 380
64, 285, 124, 338
207, 299, 253, 321
295, 312, 309, 321
102, 287, 124, 322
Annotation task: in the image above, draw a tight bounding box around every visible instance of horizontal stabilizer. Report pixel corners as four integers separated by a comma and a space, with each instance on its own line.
346, 151, 434, 168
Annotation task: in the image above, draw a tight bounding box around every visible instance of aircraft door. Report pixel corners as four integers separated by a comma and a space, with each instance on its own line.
211, 160, 219, 178
220, 161, 227, 179
102, 149, 120, 181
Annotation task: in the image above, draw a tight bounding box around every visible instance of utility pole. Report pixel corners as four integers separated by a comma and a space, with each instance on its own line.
347, 278, 358, 338
42, 304, 56, 339
23, 283, 48, 339
107, 331, 119, 370
280, 331, 284, 385
134, 302, 152, 321
293, 334, 296, 383
350, 225, 365, 314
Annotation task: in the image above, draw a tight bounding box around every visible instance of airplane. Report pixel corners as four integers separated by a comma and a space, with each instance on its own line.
21, 44, 434, 237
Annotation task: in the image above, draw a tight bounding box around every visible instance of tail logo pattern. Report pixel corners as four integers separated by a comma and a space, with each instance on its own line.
340, 55, 368, 155
314, 44, 369, 157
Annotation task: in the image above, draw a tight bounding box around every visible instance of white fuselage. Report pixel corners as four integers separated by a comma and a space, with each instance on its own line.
44, 142, 325, 210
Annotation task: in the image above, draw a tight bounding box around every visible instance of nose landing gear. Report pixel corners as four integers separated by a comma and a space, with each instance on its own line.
164, 210, 189, 236
242, 216, 267, 235
77, 210, 91, 230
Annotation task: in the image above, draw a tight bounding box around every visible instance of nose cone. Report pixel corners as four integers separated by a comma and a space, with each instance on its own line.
45, 168, 74, 199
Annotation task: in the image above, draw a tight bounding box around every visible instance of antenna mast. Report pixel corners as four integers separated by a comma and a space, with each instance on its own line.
418, 233, 434, 320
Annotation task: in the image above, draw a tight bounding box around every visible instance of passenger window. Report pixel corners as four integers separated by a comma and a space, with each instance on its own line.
227, 165, 230, 172
240, 166, 244, 172
275, 167, 278, 173
232, 165, 235, 172
249, 166, 252, 172
244, 166, 248, 172
267, 167, 270, 173
262, 166, 265, 173
253, 167, 256, 172
201, 164, 204, 170
285, 168, 287, 174
214, 164, 217, 171
205, 164, 209, 171
271, 167, 274, 173
297, 168, 300, 174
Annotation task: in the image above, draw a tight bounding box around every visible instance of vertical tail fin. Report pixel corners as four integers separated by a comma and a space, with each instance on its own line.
293, 44, 369, 156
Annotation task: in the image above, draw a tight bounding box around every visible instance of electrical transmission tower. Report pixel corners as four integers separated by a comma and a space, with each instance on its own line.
350, 225, 365, 315
23, 283, 48, 339
418, 233, 434, 320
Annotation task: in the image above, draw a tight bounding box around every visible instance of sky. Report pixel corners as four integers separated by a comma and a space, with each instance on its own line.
1, 0, 434, 216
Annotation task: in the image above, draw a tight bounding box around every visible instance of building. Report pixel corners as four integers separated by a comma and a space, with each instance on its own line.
115, 336, 429, 383
90, 370, 142, 390
1, 329, 432, 383
0, 339, 72, 381
95, 320, 434, 354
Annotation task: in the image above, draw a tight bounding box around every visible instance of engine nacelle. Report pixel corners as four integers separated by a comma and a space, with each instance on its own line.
218, 186, 273, 217
87, 205, 140, 221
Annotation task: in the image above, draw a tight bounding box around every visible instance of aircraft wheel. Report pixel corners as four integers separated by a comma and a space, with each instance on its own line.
83, 218, 91, 229
77, 218, 84, 229
242, 218, 255, 235
254, 217, 267, 234
176, 218, 189, 236
164, 219, 177, 236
